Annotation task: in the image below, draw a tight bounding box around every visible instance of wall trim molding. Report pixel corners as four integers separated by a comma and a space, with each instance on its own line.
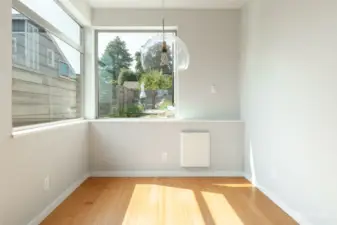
91, 170, 245, 177
27, 173, 90, 225
244, 174, 307, 225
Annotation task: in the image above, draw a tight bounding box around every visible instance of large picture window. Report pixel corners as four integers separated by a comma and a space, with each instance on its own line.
12, 0, 83, 128
97, 31, 176, 119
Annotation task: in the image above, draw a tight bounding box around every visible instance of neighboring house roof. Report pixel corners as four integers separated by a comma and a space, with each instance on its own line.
49, 35, 77, 76
12, 16, 76, 76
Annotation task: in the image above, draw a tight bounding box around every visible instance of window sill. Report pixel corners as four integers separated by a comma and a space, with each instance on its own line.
90, 118, 244, 123
12, 119, 87, 138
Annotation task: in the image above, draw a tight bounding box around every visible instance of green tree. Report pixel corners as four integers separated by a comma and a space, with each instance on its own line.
118, 69, 138, 86
138, 43, 174, 75
134, 51, 144, 77
99, 36, 133, 83
140, 70, 172, 109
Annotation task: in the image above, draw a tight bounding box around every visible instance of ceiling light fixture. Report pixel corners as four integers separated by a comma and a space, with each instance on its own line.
141, 0, 190, 73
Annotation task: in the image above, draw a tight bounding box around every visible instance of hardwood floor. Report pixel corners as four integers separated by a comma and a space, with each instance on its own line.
41, 177, 297, 225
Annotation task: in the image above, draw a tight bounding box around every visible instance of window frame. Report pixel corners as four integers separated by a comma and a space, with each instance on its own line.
12, 37, 17, 54
47, 48, 55, 67
58, 60, 70, 77
25, 22, 40, 70
95, 29, 179, 119
12, 0, 85, 130
12, 0, 83, 52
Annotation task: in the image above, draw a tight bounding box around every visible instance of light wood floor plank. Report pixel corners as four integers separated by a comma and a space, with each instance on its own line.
41, 177, 298, 225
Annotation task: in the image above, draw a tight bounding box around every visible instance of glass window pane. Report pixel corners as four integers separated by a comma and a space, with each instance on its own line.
18, 0, 81, 45
12, 10, 82, 127
97, 32, 176, 119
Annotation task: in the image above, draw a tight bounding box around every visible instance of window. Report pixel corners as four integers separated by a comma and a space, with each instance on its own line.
26, 23, 39, 70
12, 37, 17, 54
59, 61, 70, 77
12, 1, 83, 128
18, 0, 81, 45
12, 37, 17, 62
47, 49, 55, 67
97, 31, 176, 119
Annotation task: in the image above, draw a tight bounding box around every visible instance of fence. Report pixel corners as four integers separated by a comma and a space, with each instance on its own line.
99, 83, 139, 117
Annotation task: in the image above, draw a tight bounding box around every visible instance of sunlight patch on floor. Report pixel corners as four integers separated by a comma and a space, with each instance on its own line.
201, 191, 244, 225
122, 184, 205, 225
212, 183, 253, 188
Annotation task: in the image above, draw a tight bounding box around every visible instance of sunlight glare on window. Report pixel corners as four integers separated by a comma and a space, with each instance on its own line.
18, 0, 81, 45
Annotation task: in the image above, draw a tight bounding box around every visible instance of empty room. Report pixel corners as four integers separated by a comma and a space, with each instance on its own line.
1, 0, 336, 224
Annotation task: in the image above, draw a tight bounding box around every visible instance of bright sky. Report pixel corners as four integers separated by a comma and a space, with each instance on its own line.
98, 32, 176, 71
98, 32, 160, 71
17, 0, 80, 44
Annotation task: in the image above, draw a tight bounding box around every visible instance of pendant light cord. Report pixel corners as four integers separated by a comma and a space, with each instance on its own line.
162, 0, 165, 42
162, 18, 165, 41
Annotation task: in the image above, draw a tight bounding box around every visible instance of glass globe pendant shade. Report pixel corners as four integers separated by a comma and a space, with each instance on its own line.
141, 34, 190, 73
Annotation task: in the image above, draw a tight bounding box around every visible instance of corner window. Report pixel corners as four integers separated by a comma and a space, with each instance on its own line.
97, 31, 176, 119
47, 49, 55, 67
12, 1, 83, 128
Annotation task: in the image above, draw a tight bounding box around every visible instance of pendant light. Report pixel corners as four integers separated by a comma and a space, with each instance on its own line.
141, 0, 190, 73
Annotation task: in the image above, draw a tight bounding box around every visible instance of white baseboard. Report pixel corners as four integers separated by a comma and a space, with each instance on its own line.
244, 174, 253, 183
244, 174, 304, 224
91, 170, 245, 177
26, 172, 310, 225
27, 173, 90, 225
256, 184, 303, 224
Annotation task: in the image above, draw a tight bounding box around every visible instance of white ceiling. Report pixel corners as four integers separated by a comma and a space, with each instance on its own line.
87, 0, 246, 9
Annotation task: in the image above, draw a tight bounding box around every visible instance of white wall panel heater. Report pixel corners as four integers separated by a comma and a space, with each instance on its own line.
180, 132, 210, 167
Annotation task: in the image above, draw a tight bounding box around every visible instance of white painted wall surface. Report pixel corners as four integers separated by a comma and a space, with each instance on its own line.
93, 9, 241, 120
0, 1, 89, 225
241, 0, 337, 224
90, 120, 244, 175
69, 0, 92, 22
59, 0, 92, 26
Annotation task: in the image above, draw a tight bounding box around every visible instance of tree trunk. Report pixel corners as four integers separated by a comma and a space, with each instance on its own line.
152, 90, 157, 109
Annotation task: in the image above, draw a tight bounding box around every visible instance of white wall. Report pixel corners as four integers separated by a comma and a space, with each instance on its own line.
90, 120, 244, 175
93, 9, 241, 120
69, 0, 91, 22
0, 1, 89, 225
59, 0, 92, 26
90, 10, 244, 177
241, 0, 337, 224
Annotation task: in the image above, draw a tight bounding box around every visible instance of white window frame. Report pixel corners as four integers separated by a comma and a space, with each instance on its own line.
12, 37, 17, 53
95, 29, 179, 119
12, 37, 17, 62
47, 48, 55, 67
12, 0, 85, 131
25, 22, 39, 70
13, 0, 83, 52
